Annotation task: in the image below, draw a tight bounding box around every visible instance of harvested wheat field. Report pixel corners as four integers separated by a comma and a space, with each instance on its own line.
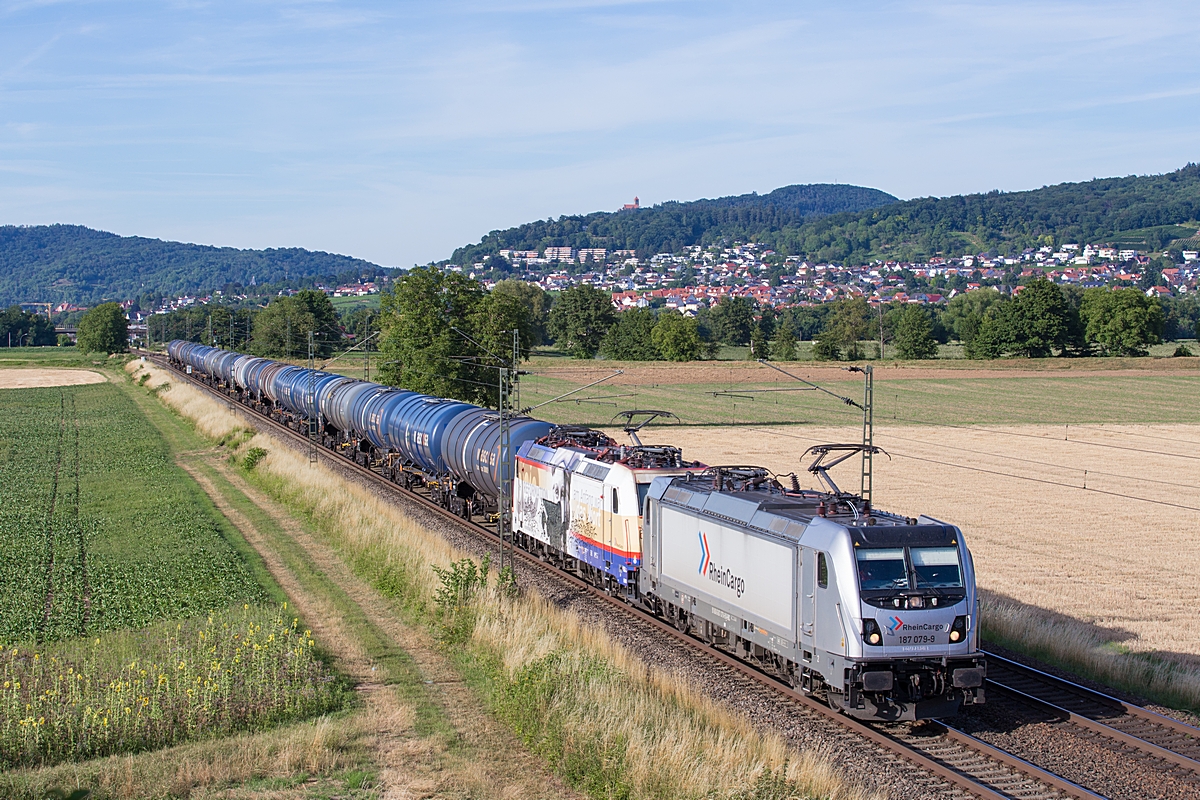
626, 422, 1200, 667
0, 368, 105, 388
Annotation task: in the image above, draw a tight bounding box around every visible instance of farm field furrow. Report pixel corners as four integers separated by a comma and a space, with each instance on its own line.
652, 422, 1200, 669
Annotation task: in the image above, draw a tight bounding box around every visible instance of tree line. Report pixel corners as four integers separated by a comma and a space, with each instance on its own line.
140, 272, 1198, 407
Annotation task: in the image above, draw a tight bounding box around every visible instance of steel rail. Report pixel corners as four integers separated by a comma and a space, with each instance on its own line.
984, 651, 1200, 773
152, 354, 1110, 800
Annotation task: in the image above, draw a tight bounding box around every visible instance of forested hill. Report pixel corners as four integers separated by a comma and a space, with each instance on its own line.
449, 183, 900, 264
764, 164, 1200, 264
0, 224, 386, 307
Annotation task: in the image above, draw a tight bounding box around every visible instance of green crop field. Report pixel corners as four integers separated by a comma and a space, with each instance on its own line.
517, 372, 1200, 429
0, 381, 267, 642
0, 374, 345, 770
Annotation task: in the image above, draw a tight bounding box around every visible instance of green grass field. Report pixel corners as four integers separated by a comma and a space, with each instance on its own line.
516, 372, 1200, 428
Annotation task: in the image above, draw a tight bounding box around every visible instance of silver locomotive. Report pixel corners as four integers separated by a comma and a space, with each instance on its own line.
639, 463, 985, 721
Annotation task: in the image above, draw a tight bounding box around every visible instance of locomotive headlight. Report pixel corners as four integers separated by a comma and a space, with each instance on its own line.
863, 619, 883, 646
949, 615, 968, 643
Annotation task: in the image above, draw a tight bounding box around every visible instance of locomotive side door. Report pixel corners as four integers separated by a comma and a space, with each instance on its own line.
801, 547, 815, 642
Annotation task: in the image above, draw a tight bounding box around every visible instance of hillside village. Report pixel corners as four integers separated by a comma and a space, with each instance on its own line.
453, 242, 1200, 314
41, 240, 1200, 326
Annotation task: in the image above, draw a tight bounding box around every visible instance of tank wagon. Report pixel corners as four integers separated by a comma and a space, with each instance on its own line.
641, 465, 985, 720
166, 341, 985, 720
167, 341, 554, 517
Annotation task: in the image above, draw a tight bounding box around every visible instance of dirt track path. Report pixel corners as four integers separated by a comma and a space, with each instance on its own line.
180, 451, 580, 800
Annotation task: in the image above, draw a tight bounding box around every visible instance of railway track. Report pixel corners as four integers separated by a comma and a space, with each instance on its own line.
984, 650, 1200, 781
154, 355, 1177, 800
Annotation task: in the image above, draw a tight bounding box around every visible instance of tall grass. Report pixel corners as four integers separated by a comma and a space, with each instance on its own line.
981, 592, 1200, 712
132, 359, 878, 799
0, 604, 346, 769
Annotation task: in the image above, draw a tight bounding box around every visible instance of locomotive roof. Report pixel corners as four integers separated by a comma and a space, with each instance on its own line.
657, 473, 957, 547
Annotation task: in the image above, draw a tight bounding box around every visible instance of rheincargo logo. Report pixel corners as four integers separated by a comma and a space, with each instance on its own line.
697, 532, 746, 597
886, 618, 949, 635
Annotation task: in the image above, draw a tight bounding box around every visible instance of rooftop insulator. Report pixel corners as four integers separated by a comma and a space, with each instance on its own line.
790, 474, 800, 492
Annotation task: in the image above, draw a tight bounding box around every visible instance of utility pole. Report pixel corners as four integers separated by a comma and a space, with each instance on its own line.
859, 365, 874, 507
878, 304, 885, 360
498, 336, 513, 577
307, 332, 318, 464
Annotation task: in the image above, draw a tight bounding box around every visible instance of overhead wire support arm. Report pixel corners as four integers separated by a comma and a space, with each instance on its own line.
520, 370, 624, 415
318, 330, 381, 372
755, 360, 862, 408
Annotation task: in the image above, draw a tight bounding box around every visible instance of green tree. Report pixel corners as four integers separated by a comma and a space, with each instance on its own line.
709, 297, 755, 345
546, 285, 616, 358
1079, 287, 1164, 356
893, 305, 939, 359
492, 280, 549, 346
377, 267, 486, 404
600, 308, 660, 360
651, 311, 704, 361
748, 327, 769, 360
818, 297, 872, 360
251, 297, 317, 359
76, 302, 128, 354
0, 306, 55, 346
812, 336, 841, 361
769, 327, 797, 361
942, 290, 1002, 358
975, 279, 1076, 358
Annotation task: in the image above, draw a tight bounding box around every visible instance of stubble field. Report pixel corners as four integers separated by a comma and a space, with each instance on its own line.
637, 423, 1200, 667
525, 356, 1200, 705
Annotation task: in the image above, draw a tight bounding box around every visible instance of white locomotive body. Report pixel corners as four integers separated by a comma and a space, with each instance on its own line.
641, 467, 986, 721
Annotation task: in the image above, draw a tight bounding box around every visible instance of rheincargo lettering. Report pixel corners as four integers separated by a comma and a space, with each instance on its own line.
708, 562, 745, 597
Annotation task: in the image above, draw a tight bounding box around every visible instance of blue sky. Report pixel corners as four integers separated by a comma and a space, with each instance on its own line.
2, 1, 1198, 267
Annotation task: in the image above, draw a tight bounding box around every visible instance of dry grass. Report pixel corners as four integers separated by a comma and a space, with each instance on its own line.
132, 360, 879, 800
0, 712, 367, 800
127, 360, 246, 442
657, 422, 1200, 709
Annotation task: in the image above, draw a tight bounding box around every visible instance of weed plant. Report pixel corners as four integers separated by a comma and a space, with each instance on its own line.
0, 603, 345, 769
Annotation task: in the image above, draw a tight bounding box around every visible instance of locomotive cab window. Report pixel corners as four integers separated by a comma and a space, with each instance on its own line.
911, 547, 963, 588
856, 548, 909, 590
817, 552, 828, 588
611, 488, 618, 514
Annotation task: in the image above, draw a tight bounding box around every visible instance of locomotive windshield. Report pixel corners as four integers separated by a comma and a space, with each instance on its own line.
911, 547, 963, 588
856, 548, 909, 590
856, 545, 964, 591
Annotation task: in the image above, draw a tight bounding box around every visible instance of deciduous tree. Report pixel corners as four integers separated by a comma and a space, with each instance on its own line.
76, 302, 128, 354
893, 305, 939, 360
600, 308, 660, 360
1079, 287, 1164, 356
546, 285, 616, 358
651, 311, 704, 362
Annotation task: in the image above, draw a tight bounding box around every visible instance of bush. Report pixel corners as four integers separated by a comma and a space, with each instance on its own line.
241, 447, 268, 470
1174, 344, 1196, 357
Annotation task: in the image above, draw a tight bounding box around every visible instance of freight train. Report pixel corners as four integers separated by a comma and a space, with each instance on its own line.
166, 340, 986, 720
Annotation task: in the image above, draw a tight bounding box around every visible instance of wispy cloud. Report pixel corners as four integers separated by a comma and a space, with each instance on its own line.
0, 0, 1196, 265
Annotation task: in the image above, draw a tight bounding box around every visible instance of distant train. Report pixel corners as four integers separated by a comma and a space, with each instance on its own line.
167, 340, 985, 720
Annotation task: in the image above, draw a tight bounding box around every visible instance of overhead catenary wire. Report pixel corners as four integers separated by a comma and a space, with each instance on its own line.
748, 426, 1200, 513
877, 430, 1200, 492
